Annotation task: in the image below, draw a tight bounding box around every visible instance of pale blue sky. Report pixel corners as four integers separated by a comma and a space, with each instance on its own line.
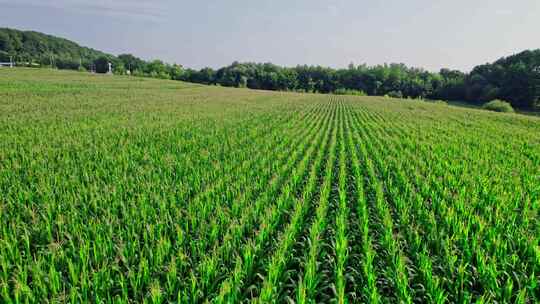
1, 0, 539, 71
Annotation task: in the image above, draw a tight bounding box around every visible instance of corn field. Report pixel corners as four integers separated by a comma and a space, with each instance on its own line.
1, 69, 539, 303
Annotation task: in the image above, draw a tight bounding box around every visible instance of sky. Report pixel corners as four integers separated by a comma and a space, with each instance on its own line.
1, 0, 539, 71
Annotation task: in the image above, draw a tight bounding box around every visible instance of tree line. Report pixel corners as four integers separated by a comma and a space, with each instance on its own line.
1, 27, 539, 109
178, 55, 540, 110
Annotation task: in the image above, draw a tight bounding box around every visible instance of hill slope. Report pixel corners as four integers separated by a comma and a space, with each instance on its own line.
1, 68, 539, 303
0, 27, 112, 68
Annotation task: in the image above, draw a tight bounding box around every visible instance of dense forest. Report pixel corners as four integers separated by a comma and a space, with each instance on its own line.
1, 28, 539, 109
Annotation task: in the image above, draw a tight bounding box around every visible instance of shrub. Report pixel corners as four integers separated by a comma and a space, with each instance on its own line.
482, 99, 514, 113
534, 100, 540, 111
333, 88, 367, 96
387, 90, 403, 99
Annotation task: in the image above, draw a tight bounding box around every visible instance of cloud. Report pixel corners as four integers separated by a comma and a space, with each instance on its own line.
0, 0, 169, 22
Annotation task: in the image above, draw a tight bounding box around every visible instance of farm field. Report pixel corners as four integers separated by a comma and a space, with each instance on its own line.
1, 68, 539, 303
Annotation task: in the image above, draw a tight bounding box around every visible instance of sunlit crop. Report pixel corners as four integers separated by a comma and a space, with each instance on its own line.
1, 69, 539, 303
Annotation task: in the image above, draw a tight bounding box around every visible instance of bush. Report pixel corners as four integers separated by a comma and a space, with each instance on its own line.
482, 99, 514, 113
0, 50, 10, 62
333, 88, 367, 96
387, 90, 403, 99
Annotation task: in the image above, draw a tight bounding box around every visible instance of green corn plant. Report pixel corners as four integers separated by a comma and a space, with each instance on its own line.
186, 111, 325, 300
296, 106, 339, 304
214, 109, 334, 303
343, 105, 381, 304
333, 101, 350, 304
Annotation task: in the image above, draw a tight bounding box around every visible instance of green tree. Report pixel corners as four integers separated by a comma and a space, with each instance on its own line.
118, 54, 146, 73
93, 56, 110, 73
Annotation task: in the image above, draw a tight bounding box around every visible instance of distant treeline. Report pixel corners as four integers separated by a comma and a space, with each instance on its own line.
1, 27, 539, 109
180, 55, 540, 110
